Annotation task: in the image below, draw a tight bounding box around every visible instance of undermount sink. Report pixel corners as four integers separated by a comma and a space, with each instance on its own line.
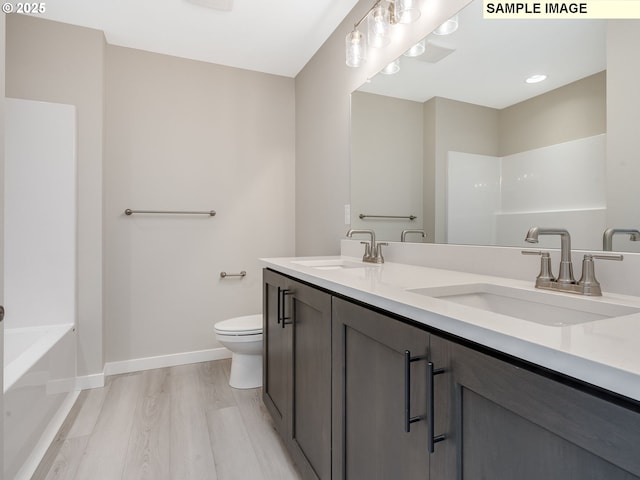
407, 283, 640, 327
291, 259, 366, 270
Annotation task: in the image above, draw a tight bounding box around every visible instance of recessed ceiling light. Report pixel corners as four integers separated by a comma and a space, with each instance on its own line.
525, 74, 547, 84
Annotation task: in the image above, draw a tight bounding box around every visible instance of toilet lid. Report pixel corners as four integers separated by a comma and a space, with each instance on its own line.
215, 314, 263, 335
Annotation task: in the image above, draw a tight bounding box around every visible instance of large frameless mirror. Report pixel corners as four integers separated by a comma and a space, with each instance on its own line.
349, 0, 640, 252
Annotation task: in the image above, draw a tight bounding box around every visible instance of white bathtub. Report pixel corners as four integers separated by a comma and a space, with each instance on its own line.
4, 324, 77, 480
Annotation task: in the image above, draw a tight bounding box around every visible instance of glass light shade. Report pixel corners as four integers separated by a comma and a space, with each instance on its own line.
367, 4, 391, 48
380, 58, 400, 75
346, 30, 367, 67
433, 14, 459, 35
394, 0, 421, 24
404, 39, 426, 57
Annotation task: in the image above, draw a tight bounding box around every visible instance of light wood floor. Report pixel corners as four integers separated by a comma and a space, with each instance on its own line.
32, 359, 302, 480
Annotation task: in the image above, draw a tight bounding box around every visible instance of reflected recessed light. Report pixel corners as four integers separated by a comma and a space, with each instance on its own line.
525, 74, 547, 84
433, 15, 459, 35
404, 39, 426, 57
380, 58, 400, 75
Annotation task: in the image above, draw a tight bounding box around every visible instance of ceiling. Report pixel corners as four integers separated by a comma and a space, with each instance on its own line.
359, 0, 606, 109
29, 0, 359, 77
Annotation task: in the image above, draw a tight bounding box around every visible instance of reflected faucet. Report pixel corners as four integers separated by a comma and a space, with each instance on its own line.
602, 228, 640, 251
524, 227, 575, 285
401, 230, 426, 242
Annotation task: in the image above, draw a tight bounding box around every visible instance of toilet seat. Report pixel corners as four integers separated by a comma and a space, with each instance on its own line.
214, 314, 263, 336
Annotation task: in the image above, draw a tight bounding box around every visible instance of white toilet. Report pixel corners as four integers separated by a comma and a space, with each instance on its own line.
214, 314, 263, 389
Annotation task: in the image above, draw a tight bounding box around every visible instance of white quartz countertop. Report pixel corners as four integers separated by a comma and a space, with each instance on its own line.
261, 255, 640, 403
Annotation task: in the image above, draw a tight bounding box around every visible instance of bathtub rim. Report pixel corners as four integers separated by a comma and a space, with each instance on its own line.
4, 323, 75, 393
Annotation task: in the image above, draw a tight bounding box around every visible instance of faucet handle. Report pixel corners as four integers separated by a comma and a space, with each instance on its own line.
521, 249, 545, 256
521, 250, 555, 283
374, 242, 389, 263
578, 254, 623, 296
374, 242, 388, 264
591, 253, 624, 261
359, 241, 372, 261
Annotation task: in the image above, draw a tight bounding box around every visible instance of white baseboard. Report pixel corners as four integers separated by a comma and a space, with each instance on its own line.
76, 372, 105, 390
15, 389, 80, 480
104, 347, 232, 377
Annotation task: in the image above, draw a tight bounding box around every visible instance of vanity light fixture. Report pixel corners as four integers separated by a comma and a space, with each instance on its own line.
404, 38, 426, 57
345, 0, 422, 67
395, 0, 421, 23
526, 74, 548, 84
433, 14, 458, 35
346, 30, 367, 67
368, 3, 392, 48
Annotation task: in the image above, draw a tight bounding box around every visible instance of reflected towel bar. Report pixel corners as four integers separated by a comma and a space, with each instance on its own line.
220, 271, 247, 278
359, 214, 416, 220
125, 209, 216, 216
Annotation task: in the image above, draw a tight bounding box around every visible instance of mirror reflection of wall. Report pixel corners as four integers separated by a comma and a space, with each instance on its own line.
349, 0, 640, 251
350, 92, 424, 242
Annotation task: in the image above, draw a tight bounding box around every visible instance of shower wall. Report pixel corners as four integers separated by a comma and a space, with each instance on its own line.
4, 98, 76, 330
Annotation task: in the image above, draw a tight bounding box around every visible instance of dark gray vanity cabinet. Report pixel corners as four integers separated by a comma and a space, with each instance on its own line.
331, 297, 431, 480
429, 335, 640, 480
262, 269, 332, 480
265, 268, 640, 480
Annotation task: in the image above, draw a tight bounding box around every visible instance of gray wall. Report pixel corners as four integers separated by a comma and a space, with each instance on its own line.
423, 98, 437, 240
6, 15, 105, 380
104, 45, 295, 363
6, 15, 295, 371
350, 92, 424, 241
499, 71, 606, 156
294, 0, 472, 255
607, 21, 640, 232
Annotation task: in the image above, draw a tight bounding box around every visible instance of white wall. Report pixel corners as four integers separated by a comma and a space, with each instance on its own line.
4, 99, 76, 329
447, 152, 500, 245
447, 135, 607, 250
104, 46, 295, 364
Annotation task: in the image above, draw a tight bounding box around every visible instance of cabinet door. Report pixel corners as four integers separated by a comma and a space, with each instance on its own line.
262, 268, 290, 436
332, 297, 430, 480
288, 278, 332, 480
263, 269, 332, 480
431, 335, 640, 480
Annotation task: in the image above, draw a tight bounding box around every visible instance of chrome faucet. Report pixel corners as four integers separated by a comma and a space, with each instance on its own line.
602, 228, 640, 251
401, 229, 426, 242
346, 229, 387, 263
523, 226, 623, 296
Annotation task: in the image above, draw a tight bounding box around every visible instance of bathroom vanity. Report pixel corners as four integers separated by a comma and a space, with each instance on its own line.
262, 257, 640, 480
